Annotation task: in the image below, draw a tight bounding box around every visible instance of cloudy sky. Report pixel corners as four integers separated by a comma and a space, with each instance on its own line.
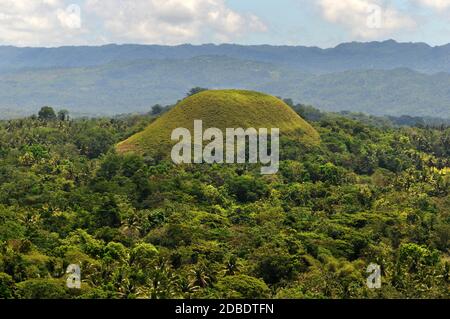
1, 0, 450, 47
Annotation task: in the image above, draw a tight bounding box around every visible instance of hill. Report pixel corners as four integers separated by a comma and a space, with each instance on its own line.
1, 56, 449, 119
2, 40, 450, 74
116, 90, 320, 157
260, 68, 450, 118
0, 56, 287, 118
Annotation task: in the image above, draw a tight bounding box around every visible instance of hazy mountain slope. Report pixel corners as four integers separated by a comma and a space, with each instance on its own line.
258, 68, 450, 118
0, 56, 289, 117
2, 40, 450, 74
0, 56, 449, 119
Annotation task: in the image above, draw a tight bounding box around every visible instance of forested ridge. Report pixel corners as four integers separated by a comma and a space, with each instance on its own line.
3, 58, 450, 119
3, 41, 450, 119
0, 103, 449, 299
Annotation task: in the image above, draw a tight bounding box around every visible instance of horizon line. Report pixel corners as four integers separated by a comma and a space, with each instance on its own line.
0, 39, 448, 50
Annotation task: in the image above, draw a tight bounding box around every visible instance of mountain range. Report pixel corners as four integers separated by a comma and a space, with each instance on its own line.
0, 40, 449, 119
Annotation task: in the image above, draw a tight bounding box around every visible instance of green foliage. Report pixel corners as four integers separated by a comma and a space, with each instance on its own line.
226, 175, 269, 203
15, 279, 67, 299
0, 272, 14, 298
57, 110, 70, 121
187, 87, 209, 97
215, 275, 270, 299
151, 105, 164, 115
38, 106, 56, 121
75, 127, 114, 159
0, 105, 448, 299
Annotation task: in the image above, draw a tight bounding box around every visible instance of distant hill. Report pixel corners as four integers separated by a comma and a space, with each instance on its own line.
2, 40, 450, 74
0, 56, 288, 117
1, 40, 450, 119
117, 90, 320, 157
0, 56, 449, 119
260, 68, 450, 118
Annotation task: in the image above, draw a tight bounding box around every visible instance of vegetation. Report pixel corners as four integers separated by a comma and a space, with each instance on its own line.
0, 97, 448, 299
187, 87, 209, 97
38, 106, 57, 121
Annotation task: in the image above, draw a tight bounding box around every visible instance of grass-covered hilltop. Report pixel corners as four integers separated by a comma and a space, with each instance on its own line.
0, 91, 448, 299
117, 89, 320, 157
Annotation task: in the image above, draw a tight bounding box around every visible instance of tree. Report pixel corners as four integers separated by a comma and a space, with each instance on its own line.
94, 196, 122, 228
75, 127, 114, 159
394, 243, 443, 297
15, 279, 67, 299
0, 273, 14, 298
38, 106, 56, 121
226, 175, 269, 203
215, 275, 270, 299
151, 104, 164, 115
189, 264, 211, 289
223, 255, 240, 276
252, 245, 298, 285
103, 242, 128, 264
283, 98, 294, 107
130, 243, 158, 267
57, 109, 70, 121
187, 87, 208, 97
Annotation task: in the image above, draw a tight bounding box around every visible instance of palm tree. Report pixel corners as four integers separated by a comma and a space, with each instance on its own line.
177, 276, 199, 299
223, 255, 240, 276
144, 259, 178, 299
189, 264, 211, 289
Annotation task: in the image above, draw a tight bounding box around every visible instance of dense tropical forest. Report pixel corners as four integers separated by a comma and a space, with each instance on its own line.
0, 97, 449, 299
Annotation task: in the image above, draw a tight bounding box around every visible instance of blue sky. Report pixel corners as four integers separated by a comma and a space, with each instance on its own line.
1, 0, 450, 47
225, 0, 450, 46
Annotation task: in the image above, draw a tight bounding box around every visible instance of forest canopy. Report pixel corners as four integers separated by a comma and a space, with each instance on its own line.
0, 102, 448, 299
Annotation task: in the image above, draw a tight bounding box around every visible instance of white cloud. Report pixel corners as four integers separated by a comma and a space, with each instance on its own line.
85, 0, 267, 44
2, 0, 442, 47
318, 0, 415, 39
0, 0, 87, 46
0, 0, 266, 46
57, 4, 82, 30
416, 0, 450, 9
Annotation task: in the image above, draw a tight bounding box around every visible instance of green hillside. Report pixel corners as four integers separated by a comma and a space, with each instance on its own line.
1, 56, 449, 119
117, 89, 320, 156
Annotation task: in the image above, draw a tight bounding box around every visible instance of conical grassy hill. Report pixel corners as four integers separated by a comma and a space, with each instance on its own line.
117, 90, 319, 157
